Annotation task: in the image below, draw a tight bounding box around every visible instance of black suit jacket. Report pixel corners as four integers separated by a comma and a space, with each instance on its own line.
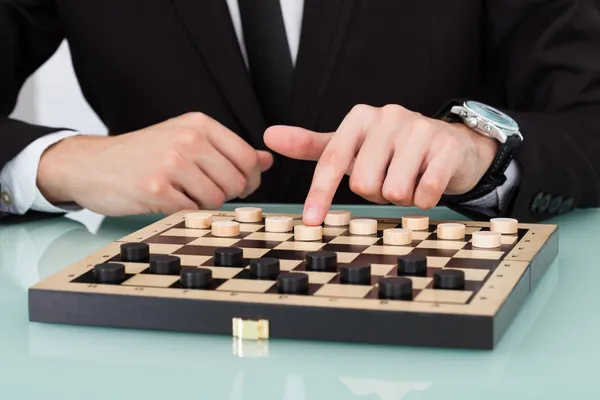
2, 0, 600, 223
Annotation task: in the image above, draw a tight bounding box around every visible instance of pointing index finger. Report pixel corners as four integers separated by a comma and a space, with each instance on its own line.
302, 113, 370, 225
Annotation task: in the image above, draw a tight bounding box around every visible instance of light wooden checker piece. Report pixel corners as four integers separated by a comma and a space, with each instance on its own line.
185, 212, 212, 229
28, 209, 558, 350
264, 216, 294, 233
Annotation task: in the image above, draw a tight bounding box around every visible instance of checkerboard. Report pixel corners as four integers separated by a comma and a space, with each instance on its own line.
28, 209, 558, 350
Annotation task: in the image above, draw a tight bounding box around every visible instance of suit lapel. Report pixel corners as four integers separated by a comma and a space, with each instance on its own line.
170, 0, 355, 201
279, 0, 356, 196
287, 0, 355, 129
170, 0, 267, 147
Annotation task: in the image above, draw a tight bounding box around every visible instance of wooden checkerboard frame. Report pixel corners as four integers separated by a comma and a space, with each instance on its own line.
28, 210, 558, 349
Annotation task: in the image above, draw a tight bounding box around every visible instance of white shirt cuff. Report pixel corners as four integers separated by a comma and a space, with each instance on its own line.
0, 130, 81, 215
464, 160, 521, 210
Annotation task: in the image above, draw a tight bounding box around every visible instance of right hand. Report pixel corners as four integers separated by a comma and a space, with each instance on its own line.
37, 112, 273, 216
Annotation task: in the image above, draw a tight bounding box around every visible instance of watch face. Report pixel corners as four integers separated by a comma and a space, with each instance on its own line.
465, 101, 519, 130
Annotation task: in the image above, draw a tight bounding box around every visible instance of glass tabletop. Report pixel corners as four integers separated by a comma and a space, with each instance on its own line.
1, 204, 598, 399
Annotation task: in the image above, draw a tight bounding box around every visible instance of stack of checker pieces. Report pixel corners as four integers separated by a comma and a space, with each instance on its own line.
28, 208, 559, 350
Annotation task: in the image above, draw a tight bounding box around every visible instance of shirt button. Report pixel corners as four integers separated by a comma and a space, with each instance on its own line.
530, 192, 545, 212
537, 194, 552, 213
548, 196, 563, 213
558, 197, 574, 213
0, 190, 12, 207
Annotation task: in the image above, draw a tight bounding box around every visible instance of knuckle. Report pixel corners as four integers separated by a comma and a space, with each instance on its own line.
248, 150, 260, 168
381, 104, 405, 117
349, 174, 377, 196
414, 198, 431, 210
319, 148, 341, 170
182, 112, 208, 126
443, 134, 462, 151
174, 128, 202, 148
414, 193, 438, 210
251, 174, 263, 192
238, 150, 259, 175
382, 185, 410, 204
411, 117, 434, 134
295, 133, 319, 159
233, 175, 247, 195
420, 176, 445, 197
141, 177, 169, 197
163, 150, 185, 171
179, 199, 198, 212
208, 191, 226, 209
350, 103, 374, 118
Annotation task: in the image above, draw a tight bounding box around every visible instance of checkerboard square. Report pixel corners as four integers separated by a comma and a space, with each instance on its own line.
448, 268, 489, 281
121, 262, 150, 274
328, 236, 380, 246
363, 245, 413, 256
280, 260, 303, 271
313, 283, 373, 298
299, 271, 337, 284
275, 241, 325, 251
444, 257, 500, 271
240, 248, 271, 259
413, 289, 473, 304
377, 223, 400, 230
370, 264, 395, 276
336, 252, 360, 263
148, 244, 185, 254
402, 276, 433, 290
212, 215, 235, 222
322, 227, 348, 236
144, 235, 197, 245
217, 279, 275, 293
352, 253, 402, 266
235, 240, 282, 249
454, 250, 504, 260
261, 249, 307, 261
122, 274, 180, 288
162, 228, 209, 237
174, 246, 221, 257
417, 240, 467, 250
409, 247, 461, 258
427, 257, 451, 268
245, 232, 293, 241
321, 243, 370, 253
411, 231, 432, 241
196, 266, 243, 279
239, 224, 264, 233
188, 237, 241, 247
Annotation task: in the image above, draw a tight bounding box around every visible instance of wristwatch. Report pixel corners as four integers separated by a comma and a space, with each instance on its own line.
435, 99, 523, 204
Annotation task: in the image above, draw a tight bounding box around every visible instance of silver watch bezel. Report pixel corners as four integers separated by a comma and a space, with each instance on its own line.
450, 101, 523, 144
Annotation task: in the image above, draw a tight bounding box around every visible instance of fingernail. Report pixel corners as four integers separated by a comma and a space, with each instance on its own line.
304, 207, 320, 223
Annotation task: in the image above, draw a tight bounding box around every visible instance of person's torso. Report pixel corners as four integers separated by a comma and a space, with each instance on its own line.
55, 0, 490, 204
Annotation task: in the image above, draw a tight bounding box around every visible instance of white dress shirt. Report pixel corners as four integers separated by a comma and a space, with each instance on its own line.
0, 0, 519, 216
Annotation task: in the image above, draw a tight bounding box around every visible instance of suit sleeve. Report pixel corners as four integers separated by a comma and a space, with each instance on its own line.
0, 0, 74, 171
454, 0, 600, 222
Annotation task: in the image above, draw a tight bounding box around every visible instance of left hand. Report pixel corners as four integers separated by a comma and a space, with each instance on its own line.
264, 104, 499, 225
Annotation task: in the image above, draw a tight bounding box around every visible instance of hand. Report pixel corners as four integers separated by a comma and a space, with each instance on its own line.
37, 112, 273, 216
264, 104, 499, 225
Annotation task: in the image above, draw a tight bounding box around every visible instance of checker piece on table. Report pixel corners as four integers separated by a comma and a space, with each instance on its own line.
28, 208, 558, 350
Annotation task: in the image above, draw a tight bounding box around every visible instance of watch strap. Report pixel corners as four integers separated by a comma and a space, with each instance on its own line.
435, 98, 468, 123
434, 99, 521, 204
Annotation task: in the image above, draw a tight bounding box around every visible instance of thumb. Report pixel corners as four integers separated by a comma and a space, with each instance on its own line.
264, 125, 332, 161
257, 150, 274, 172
